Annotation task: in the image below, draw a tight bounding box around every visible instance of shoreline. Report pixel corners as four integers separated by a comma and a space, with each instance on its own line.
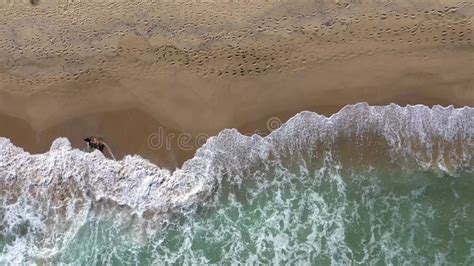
0, 0, 472, 168
1, 102, 471, 170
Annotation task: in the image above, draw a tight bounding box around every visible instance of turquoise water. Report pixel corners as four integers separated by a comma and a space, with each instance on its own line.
1, 104, 473, 264
52, 169, 473, 264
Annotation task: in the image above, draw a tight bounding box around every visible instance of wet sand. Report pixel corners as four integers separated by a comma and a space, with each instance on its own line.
0, 0, 472, 168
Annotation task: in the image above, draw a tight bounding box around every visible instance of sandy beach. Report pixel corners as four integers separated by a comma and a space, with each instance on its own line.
0, 0, 472, 168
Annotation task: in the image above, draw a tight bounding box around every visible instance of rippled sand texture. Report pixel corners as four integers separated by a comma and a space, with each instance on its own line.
0, 0, 473, 166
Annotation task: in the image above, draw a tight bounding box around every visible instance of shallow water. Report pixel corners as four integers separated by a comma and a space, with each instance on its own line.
1, 103, 473, 264
39, 170, 472, 265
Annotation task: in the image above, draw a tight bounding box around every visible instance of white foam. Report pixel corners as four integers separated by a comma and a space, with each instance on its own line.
0, 103, 473, 262
1, 103, 472, 211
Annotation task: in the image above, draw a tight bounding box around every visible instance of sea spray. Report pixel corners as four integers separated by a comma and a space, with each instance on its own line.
1, 103, 473, 264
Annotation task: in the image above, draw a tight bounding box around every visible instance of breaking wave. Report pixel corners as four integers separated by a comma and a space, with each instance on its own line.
1, 103, 473, 264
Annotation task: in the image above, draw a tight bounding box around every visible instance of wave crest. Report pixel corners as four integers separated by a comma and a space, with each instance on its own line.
0, 103, 473, 262
1, 103, 473, 212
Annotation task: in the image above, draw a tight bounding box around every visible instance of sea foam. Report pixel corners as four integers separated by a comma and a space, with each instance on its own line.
0, 103, 473, 263
1, 103, 472, 214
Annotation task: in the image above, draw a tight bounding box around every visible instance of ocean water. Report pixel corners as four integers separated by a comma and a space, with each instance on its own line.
1, 103, 473, 264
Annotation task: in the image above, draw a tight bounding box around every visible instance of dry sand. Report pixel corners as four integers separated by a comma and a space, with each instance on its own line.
0, 0, 472, 168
